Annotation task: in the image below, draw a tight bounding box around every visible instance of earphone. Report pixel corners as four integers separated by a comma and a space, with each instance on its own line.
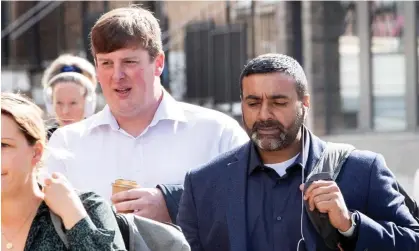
297, 126, 306, 251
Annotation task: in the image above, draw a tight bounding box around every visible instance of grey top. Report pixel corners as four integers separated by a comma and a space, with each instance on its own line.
23, 191, 126, 251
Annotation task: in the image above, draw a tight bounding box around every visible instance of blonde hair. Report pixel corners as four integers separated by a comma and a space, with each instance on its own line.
41, 54, 97, 89
47, 72, 94, 98
1, 92, 46, 148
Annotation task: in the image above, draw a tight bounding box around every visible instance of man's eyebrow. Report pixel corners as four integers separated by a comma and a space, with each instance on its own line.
245, 95, 261, 100
244, 94, 289, 100
122, 57, 139, 60
96, 58, 109, 62
270, 94, 289, 99
96, 57, 139, 62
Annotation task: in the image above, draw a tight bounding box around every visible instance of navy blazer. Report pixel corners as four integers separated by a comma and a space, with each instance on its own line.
177, 130, 419, 251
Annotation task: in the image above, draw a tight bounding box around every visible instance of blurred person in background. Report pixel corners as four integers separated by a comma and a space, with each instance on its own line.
1, 92, 125, 250
41, 54, 97, 139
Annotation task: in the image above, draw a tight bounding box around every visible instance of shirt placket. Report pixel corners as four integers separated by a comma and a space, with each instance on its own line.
132, 137, 144, 184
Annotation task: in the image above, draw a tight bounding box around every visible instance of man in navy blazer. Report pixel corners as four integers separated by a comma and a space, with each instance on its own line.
177, 54, 419, 251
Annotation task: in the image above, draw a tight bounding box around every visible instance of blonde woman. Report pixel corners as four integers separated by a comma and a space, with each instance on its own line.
1, 92, 125, 250
41, 54, 97, 139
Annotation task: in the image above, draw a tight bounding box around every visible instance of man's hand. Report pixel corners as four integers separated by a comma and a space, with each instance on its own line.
111, 187, 172, 223
300, 181, 351, 232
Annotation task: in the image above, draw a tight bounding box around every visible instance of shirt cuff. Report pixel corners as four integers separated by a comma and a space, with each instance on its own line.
338, 212, 356, 237
339, 223, 355, 237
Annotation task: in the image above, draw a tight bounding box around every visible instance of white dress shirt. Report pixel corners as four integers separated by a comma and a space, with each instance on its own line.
45, 92, 249, 200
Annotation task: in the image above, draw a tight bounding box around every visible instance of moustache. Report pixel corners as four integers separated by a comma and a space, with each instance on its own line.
252, 120, 284, 131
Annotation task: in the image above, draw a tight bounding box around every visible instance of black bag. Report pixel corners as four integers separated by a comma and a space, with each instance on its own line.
304, 142, 419, 249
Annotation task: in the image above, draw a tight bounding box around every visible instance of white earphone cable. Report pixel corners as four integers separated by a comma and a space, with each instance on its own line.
297, 127, 306, 251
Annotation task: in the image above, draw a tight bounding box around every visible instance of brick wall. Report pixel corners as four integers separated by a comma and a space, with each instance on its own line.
4, 1, 141, 69
235, 3, 278, 57
164, 1, 227, 51
63, 1, 84, 55
10, 1, 35, 66
6, 1, 229, 66
109, 1, 133, 10
38, 4, 63, 62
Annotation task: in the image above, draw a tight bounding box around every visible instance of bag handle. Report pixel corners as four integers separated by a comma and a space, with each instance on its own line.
307, 142, 355, 182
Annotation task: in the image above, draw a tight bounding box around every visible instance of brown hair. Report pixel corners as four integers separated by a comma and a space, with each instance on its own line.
1, 92, 46, 147
90, 5, 163, 60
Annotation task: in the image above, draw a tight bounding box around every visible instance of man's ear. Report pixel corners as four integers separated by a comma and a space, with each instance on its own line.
302, 94, 310, 111
154, 53, 165, 77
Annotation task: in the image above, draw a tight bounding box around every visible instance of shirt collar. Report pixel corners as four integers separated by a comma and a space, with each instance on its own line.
87, 105, 119, 132
149, 90, 187, 127
88, 90, 187, 133
248, 126, 311, 175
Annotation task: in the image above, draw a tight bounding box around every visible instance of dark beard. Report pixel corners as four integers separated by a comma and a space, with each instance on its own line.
244, 109, 305, 151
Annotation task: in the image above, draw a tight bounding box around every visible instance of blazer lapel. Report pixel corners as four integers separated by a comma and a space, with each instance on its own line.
225, 143, 250, 251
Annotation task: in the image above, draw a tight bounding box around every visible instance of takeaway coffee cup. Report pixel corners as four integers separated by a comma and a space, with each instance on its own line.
112, 179, 139, 213
112, 179, 139, 195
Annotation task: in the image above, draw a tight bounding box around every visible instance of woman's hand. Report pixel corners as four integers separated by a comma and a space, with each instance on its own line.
43, 172, 88, 230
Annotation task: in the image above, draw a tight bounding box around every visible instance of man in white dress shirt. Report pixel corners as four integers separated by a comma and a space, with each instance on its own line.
46, 6, 249, 223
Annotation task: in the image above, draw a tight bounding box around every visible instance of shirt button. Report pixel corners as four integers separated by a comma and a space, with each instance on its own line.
276, 216, 282, 221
